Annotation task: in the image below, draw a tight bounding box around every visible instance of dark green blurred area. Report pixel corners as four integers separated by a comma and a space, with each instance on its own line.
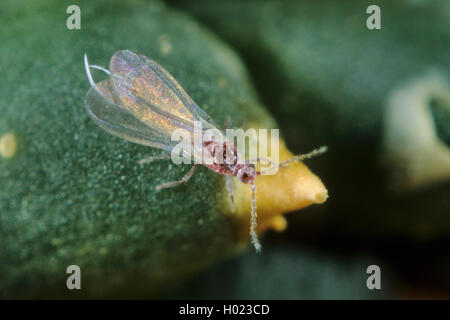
169, 244, 394, 299
168, 0, 450, 298
0, 0, 449, 299
172, 0, 450, 238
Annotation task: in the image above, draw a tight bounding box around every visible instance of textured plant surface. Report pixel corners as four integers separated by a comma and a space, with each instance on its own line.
0, 0, 328, 298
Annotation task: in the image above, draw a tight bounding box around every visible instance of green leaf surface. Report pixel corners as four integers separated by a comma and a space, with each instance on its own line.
0, 0, 276, 298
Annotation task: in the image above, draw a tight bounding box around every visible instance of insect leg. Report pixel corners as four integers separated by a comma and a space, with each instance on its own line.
250, 182, 262, 253
155, 165, 198, 191
139, 154, 172, 164
278, 146, 328, 168
225, 175, 236, 211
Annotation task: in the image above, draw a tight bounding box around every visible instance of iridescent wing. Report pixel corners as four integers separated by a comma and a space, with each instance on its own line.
85, 80, 174, 151
108, 50, 219, 133
84, 50, 224, 160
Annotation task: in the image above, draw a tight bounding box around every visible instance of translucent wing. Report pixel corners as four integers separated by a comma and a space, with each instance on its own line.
108, 50, 220, 134
84, 50, 225, 161
85, 79, 174, 152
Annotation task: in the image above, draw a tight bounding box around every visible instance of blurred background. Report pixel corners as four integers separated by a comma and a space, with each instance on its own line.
166, 0, 450, 299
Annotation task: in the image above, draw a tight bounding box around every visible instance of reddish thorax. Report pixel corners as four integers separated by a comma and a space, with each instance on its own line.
203, 140, 259, 184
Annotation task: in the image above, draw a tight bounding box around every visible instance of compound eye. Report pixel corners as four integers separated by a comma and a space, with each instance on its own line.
238, 168, 253, 183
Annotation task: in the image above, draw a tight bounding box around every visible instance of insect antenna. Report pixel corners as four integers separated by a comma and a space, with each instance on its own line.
90, 65, 111, 75
279, 146, 328, 168
250, 182, 262, 253
84, 54, 112, 96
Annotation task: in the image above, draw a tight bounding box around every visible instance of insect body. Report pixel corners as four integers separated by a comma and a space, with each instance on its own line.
84, 50, 326, 252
